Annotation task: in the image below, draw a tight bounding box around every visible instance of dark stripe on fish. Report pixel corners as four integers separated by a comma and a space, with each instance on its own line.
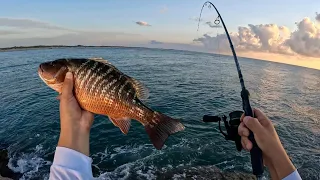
118, 80, 128, 99
87, 62, 101, 94
75, 59, 90, 77
93, 63, 113, 95
89, 66, 104, 95
111, 75, 125, 99
78, 61, 94, 89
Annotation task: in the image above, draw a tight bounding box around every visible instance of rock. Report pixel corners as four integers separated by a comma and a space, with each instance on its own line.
0, 149, 22, 180
0, 175, 13, 180
92, 164, 100, 176
157, 165, 256, 180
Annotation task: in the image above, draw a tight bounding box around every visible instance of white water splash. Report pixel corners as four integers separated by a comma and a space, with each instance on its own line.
7, 144, 52, 180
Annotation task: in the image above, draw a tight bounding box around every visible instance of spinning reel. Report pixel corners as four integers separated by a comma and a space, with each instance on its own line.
203, 111, 243, 151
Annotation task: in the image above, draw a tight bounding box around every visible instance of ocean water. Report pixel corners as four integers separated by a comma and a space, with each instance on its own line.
0, 47, 319, 180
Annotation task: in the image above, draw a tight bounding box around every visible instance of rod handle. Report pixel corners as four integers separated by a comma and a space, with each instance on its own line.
241, 89, 264, 176
249, 132, 264, 176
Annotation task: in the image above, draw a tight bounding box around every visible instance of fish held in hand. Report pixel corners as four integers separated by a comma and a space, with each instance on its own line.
38, 58, 185, 149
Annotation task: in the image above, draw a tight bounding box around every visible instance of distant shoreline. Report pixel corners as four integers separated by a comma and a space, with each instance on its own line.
0, 45, 139, 52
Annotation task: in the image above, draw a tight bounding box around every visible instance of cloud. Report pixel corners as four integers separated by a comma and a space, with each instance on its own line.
135, 21, 151, 27
149, 40, 163, 45
0, 17, 69, 30
160, 5, 168, 14
0, 17, 145, 48
316, 12, 320, 22
194, 14, 320, 58
286, 17, 320, 57
0, 30, 22, 35
0, 31, 145, 48
205, 21, 222, 28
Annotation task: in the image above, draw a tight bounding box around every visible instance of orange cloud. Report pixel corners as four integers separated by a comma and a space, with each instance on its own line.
194, 14, 320, 58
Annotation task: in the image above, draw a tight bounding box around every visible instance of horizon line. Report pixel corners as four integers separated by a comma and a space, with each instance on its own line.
0, 44, 319, 71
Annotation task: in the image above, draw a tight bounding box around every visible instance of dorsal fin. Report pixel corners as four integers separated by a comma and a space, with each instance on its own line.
89, 57, 110, 64
129, 77, 149, 100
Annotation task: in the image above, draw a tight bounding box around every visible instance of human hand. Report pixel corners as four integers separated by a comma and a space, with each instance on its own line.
238, 108, 295, 179
57, 72, 94, 156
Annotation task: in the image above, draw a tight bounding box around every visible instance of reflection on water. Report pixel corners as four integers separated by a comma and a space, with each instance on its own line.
257, 63, 287, 103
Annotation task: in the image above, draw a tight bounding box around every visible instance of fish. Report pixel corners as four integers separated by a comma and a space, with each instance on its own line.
38, 57, 185, 149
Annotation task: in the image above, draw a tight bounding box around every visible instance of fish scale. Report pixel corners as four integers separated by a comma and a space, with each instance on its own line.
38, 58, 185, 149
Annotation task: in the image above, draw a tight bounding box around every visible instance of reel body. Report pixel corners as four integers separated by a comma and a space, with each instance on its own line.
203, 111, 243, 151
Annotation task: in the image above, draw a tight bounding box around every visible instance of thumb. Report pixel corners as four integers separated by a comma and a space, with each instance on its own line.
243, 116, 264, 134
61, 72, 74, 100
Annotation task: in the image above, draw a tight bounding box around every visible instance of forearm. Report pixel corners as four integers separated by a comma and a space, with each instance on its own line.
58, 130, 90, 156
270, 147, 295, 179
268, 162, 280, 180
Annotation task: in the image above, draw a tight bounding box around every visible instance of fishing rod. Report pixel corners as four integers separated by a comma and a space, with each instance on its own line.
198, 1, 264, 179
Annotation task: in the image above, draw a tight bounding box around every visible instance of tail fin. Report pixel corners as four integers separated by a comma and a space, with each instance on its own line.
145, 112, 185, 150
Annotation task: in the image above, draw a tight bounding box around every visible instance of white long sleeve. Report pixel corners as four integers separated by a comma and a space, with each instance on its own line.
282, 170, 302, 180
48, 147, 303, 180
49, 147, 93, 180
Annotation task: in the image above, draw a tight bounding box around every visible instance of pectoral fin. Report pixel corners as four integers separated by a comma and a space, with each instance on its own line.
131, 78, 149, 100
108, 116, 131, 134
125, 76, 149, 100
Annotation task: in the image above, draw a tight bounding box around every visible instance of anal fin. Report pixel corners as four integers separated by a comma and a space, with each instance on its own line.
108, 116, 131, 134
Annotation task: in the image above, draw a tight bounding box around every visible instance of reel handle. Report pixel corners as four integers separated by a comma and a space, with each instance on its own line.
241, 89, 264, 177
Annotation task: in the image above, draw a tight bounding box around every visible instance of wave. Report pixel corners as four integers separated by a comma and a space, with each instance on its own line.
6, 138, 244, 180
93, 138, 240, 180
8, 144, 51, 180
94, 144, 165, 180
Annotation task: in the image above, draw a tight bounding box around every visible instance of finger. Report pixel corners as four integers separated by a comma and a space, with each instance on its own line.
241, 138, 247, 151
238, 122, 250, 137
253, 108, 271, 126
240, 113, 245, 122
243, 116, 264, 134
61, 72, 74, 101
242, 136, 253, 151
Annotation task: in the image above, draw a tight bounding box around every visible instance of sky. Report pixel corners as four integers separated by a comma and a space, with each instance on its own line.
1, 0, 320, 69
